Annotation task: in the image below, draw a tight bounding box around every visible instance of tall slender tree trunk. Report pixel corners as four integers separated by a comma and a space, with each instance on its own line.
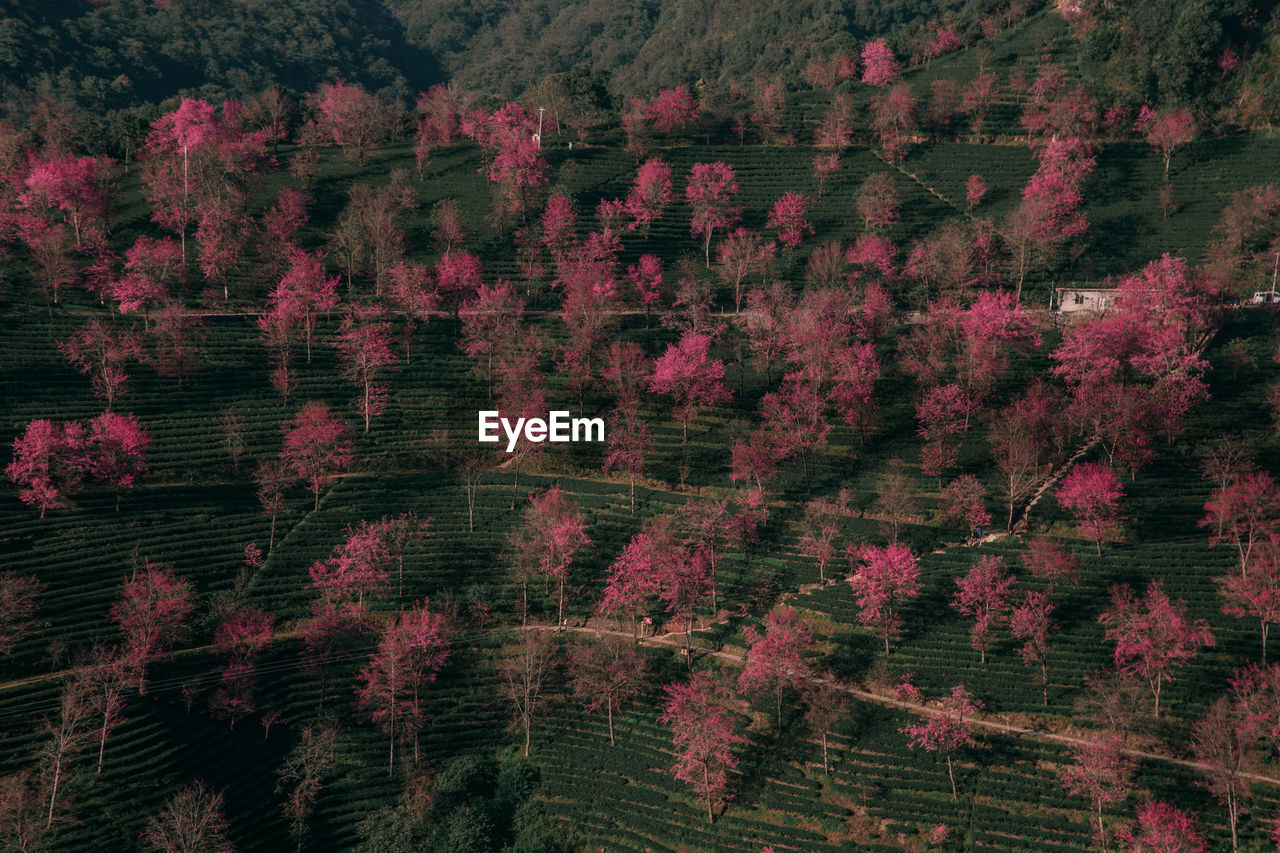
97, 713, 110, 774
557, 578, 565, 629
947, 753, 956, 800
704, 765, 713, 823
46, 756, 62, 828
1228, 792, 1238, 853
608, 702, 615, 747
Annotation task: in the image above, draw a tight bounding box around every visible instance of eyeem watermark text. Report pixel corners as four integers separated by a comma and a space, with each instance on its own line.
478, 411, 605, 452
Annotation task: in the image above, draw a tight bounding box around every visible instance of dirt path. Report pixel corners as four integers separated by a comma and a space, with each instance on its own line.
5, 609, 1273, 788
530, 622, 1280, 788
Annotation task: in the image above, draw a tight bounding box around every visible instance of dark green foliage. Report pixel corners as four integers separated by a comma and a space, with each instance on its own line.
417, 755, 551, 852
1078, 0, 1275, 107
354, 805, 424, 853
0, 0, 441, 115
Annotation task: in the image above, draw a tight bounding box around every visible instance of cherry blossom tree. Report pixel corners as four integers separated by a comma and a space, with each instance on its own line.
847, 543, 921, 656
142, 781, 233, 853
20, 155, 114, 247
598, 518, 677, 638
900, 685, 979, 799
870, 461, 919, 546
260, 185, 310, 268
141, 98, 263, 263
1114, 801, 1207, 853
148, 302, 205, 388
280, 402, 354, 510
334, 307, 399, 432
603, 407, 650, 514
0, 572, 44, 655
6, 419, 87, 517
758, 374, 830, 490
938, 475, 990, 539
259, 250, 340, 365
385, 260, 439, 364
952, 555, 1015, 663
804, 678, 849, 774
739, 606, 814, 731
916, 383, 972, 482
60, 319, 143, 409
40, 672, 94, 830
1020, 67, 1098, 152
659, 546, 713, 658
1200, 471, 1280, 577
306, 81, 394, 164
965, 174, 987, 209
416, 82, 472, 149
493, 328, 549, 507
857, 172, 899, 231
624, 158, 673, 235
435, 249, 485, 313
458, 280, 524, 400
793, 492, 849, 583
253, 459, 292, 553
962, 71, 999, 139
332, 178, 417, 296
1137, 106, 1195, 180
621, 254, 663, 326
374, 511, 432, 601
750, 81, 786, 144
686, 162, 741, 267
309, 519, 393, 613
765, 192, 813, 250
649, 331, 732, 445
832, 342, 882, 445
275, 721, 337, 852
659, 671, 745, 823
1021, 535, 1082, 588
473, 104, 550, 234
861, 39, 898, 88
80, 647, 129, 776
509, 487, 591, 627
498, 627, 557, 757
86, 412, 149, 511
109, 560, 194, 693
354, 601, 450, 774
1057, 462, 1125, 555
16, 215, 78, 305
869, 83, 918, 163
567, 635, 650, 746
645, 86, 698, 137
1058, 735, 1134, 849
1192, 697, 1260, 853
209, 607, 274, 730
812, 152, 840, 200
1098, 581, 1215, 716
1010, 590, 1057, 706
717, 228, 775, 313
1217, 543, 1280, 661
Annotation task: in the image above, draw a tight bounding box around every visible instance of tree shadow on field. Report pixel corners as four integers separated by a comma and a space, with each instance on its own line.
825, 631, 879, 684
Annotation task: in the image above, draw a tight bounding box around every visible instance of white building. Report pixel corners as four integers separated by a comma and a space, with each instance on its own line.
1054, 287, 1120, 315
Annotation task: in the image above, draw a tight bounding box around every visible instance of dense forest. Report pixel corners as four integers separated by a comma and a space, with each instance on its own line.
3, 0, 1279, 119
